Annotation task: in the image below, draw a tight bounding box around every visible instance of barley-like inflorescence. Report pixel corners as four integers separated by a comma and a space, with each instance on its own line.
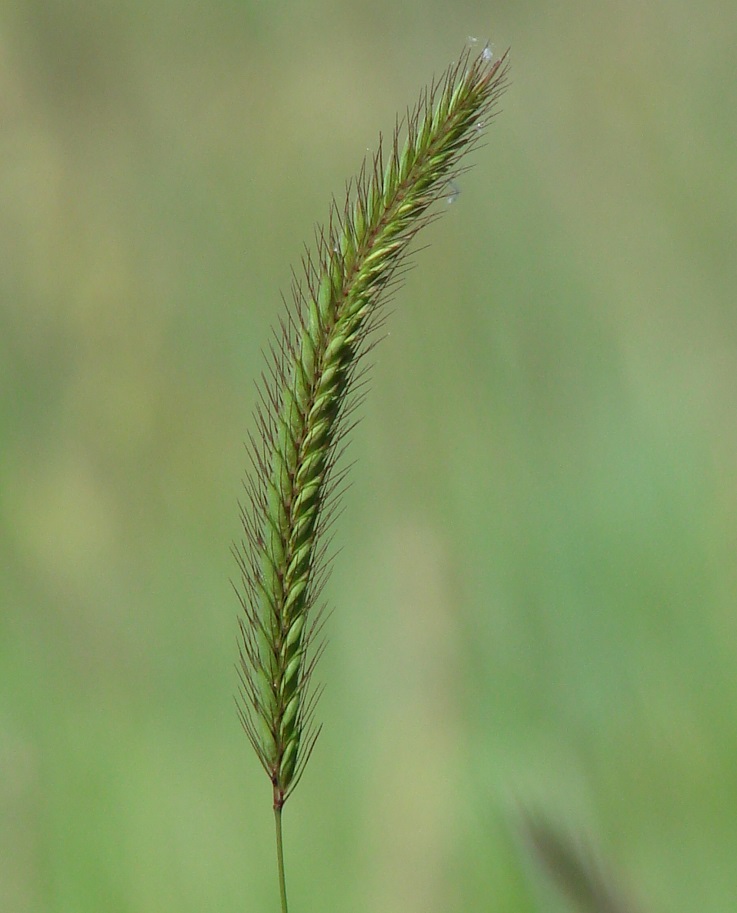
234, 46, 509, 812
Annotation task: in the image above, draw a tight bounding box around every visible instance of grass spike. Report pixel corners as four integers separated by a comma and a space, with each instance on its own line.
234, 43, 509, 912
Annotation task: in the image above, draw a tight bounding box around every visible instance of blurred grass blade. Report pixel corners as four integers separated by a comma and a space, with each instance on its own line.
519, 811, 645, 913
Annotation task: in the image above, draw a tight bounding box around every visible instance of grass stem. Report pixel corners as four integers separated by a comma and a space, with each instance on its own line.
274, 805, 289, 913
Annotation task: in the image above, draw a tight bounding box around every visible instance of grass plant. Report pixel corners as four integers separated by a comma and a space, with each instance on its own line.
233, 43, 509, 912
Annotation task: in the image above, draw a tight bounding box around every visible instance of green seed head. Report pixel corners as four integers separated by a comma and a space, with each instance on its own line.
234, 45, 509, 808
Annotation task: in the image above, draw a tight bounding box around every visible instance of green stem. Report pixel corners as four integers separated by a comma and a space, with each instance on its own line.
274, 805, 289, 913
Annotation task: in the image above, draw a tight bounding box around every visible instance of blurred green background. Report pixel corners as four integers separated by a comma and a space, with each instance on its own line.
2, 1, 737, 911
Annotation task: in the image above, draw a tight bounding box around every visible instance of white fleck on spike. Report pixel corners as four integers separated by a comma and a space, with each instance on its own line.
482, 42, 493, 62
446, 180, 461, 205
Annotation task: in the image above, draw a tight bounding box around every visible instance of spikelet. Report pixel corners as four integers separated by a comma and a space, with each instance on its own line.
234, 46, 510, 811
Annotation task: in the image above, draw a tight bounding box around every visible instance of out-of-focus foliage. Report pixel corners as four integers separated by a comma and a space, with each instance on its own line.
2, 3, 736, 912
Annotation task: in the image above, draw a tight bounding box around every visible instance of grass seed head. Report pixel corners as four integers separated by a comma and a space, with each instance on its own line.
235, 45, 510, 809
